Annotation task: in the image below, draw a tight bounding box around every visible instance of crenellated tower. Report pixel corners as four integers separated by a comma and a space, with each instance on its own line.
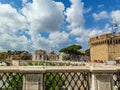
89, 33, 120, 62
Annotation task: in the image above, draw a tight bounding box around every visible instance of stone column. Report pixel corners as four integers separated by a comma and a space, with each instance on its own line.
23, 74, 44, 90
91, 73, 113, 90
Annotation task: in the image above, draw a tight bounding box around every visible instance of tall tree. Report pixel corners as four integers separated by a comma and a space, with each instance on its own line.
59, 44, 83, 61
59, 44, 82, 55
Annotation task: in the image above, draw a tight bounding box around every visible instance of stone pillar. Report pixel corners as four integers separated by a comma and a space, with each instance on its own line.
37, 55, 40, 60
91, 73, 113, 90
23, 74, 44, 90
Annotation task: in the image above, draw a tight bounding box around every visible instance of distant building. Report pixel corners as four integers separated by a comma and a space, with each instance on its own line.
0, 51, 31, 61
48, 51, 59, 61
32, 49, 59, 61
59, 52, 90, 61
89, 33, 120, 62
32, 50, 48, 61
59, 52, 66, 61
11, 51, 32, 60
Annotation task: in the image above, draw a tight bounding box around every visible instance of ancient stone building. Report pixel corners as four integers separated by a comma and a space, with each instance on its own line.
59, 52, 66, 61
89, 32, 120, 62
48, 51, 58, 61
32, 49, 59, 61
32, 50, 48, 61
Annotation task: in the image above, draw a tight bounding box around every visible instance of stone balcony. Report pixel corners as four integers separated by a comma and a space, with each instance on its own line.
0, 65, 119, 90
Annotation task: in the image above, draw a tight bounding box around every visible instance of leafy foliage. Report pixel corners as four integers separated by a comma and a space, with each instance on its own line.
59, 44, 82, 55
0, 52, 8, 60
2, 73, 23, 90
44, 73, 66, 90
59, 44, 90, 61
0, 50, 31, 60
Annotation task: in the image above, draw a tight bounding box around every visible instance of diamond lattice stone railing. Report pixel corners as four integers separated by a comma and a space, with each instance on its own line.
0, 66, 119, 90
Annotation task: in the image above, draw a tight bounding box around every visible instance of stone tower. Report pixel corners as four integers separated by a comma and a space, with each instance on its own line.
89, 33, 120, 62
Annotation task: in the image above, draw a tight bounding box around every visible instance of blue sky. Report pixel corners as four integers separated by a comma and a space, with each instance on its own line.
0, 0, 120, 53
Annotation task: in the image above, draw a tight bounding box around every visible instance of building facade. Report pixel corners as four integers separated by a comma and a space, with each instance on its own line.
48, 51, 59, 61
89, 33, 120, 62
32, 49, 58, 61
32, 50, 48, 61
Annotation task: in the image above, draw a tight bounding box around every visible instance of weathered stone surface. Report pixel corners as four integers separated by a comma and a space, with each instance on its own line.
23, 74, 43, 90
89, 33, 120, 62
92, 74, 113, 90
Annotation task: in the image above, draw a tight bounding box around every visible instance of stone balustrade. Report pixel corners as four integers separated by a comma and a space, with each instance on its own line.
0, 65, 119, 90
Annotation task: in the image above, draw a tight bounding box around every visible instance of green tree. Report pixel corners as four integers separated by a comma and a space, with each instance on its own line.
59, 44, 82, 54
0, 52, 7, 60
45, 73, 66, 90
59, 45, 83, 61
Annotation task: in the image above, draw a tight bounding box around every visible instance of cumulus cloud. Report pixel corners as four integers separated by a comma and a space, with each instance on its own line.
74, 23, 114, 44
84, 7, 92, 13
111, 10, 120, 22
0, 0, 67, 53
65, 0, 120, 43
21, 0, 65, 51
65, 0, 84, 29
49, 31, 70, 45
30, 31, 70, 52
71, 27, 103, 43
1, 0, 120, 53
93, 11, 109, 21
31, 34, 51, 51
98, 4, 104, 8
70, 27, 84, 36
0, 3, 27, 30
65, 0, 103, 44
93, 10, 120, 22
0, 32, 32, 51
0, 3, 32, 52
66, 2, 112, 44
22, 0, 64, 32
65, 0, 103, 45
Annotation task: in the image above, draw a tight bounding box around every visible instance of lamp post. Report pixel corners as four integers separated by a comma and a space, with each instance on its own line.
108, 20, 118, 61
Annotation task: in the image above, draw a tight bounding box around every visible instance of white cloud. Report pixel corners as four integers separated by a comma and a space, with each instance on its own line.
84, 7, 92, 13
111, 10, 120, 22
31, 34, 51, 51
98, 4, 104, 8
65, 0, 104, 44
93, 10, 120, 23
0, 3, 32, 52
0, 3, 27, 30
70, 27, 84, 36
1, 0, 120, 53
21, 0, 65, 52
22, 0, 64, 32
93, 11, 109, 21
65, 0, 84, 29
69, 8, 120, 46
74, 23, 114, 44
30, 31, 70, 52
22, 0, 28, 5
0, 0, 66, 53
49, 31, 70, 45
0, 29, 32, 52
71, 27, 103, 43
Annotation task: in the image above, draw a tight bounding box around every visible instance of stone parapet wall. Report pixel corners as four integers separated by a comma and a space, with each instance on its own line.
0, 66, 120, 90
89, 33, 112, 43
